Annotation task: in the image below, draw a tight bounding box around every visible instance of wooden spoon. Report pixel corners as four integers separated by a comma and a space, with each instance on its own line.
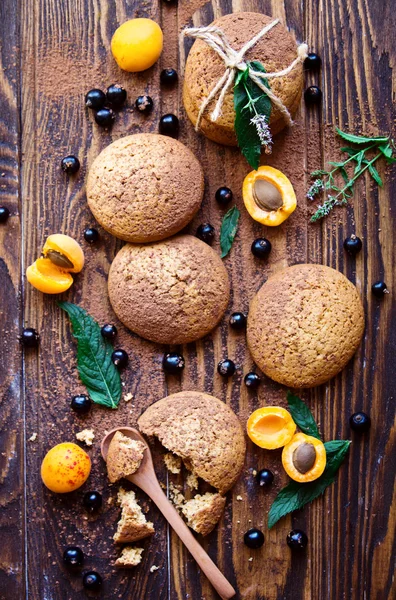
101, 427, 236, 600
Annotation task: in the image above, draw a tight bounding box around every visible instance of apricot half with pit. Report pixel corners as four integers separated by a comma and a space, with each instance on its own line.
242, 166, 297, 226
247, 406, 296, 449
282, 433, 326, 483
26, 234, 84, 294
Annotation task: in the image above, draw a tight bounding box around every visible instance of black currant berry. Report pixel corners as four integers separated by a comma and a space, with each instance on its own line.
84, 228, 99, 243
163, 352, 185, 374
287, 529, 308, 550
349, 412, 371, 433
160, 68, 178, 85
71, 394, 92, 414
256, 469, 274, 487
61, 155, 80, 175
101, 324, 117, 340
21, 328, 40, 348
83, 571, 102, 591
251, 238, 272, 259
344, 235, 362, 256
83, 491, 103, 513
159, 114, 179, 138
304, 86, 322, 105
244, 528, 264, 549
372, 281, 389, 297
217, 359, 236, 378
215, 186, 233, 206
304, 53, 322, 71
135, 95, 154, 113
244, 372, 261, 389
0, 206, 10, 223
63, 546, 84, 568
106, 84, 127, 108
94, 107, 115, 127
196, 223, 215, 245
111, 349, 128, 368
85, 89, 106, 110
229, 312, 247, 330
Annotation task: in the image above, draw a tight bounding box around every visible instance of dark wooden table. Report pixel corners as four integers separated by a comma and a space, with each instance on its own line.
0, 0, 395, 598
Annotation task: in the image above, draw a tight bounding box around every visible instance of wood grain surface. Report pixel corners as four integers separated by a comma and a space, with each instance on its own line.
0, 0, 395, 599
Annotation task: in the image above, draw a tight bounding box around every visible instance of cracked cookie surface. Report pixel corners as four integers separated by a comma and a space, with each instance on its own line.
247, 264, 365, 388
108, 235, 230, 344
87, 134, 204, 242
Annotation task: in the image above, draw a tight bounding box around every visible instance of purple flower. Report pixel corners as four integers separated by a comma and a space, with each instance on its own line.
250, 115, 273, 154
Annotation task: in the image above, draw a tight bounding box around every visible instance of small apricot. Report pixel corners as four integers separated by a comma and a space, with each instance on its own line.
26, 234, 84, 294
111, 19, 163, 73
41, 442, 91, 493
282, 433, 326, 483
242, 166, 297, 226
247, 406, 296, 450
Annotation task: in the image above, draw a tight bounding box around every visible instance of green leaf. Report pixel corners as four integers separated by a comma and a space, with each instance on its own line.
378, 143, 393, 158
336, 127, 389, 145
353, 150, 365, 174
233, 62, 271, 170
58, 302, 122, 409
341, 146, 360, 157
339, 167, 349, 183
268, 439, 351, 528
220, 205, 240, 258
286, 392, 321, 440
368, 164, 383, 186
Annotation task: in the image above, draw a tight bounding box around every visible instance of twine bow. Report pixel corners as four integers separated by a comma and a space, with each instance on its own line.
181, 19, 308, 132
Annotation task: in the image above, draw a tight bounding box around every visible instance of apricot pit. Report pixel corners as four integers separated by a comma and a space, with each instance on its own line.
282, 433, 326, 483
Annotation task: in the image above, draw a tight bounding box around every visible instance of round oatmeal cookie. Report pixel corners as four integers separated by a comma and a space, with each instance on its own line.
183, 12, 304, 145
86, 134, 204, 242
108, 235, 230, 345
247, 264, 365, 388
138, 391, 246, 494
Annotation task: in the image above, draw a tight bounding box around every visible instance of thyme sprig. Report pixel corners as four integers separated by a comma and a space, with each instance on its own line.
308, 128, 396, 222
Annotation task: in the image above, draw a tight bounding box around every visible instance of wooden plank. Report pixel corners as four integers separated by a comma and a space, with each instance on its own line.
20, 0, 169, 598
0, 0, 25, 597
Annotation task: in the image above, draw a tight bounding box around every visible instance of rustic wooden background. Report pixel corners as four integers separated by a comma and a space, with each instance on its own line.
0, 0, 395, 598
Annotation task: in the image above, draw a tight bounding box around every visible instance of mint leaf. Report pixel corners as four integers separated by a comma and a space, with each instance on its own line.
336, 128, 389, 145
268, 439, 351, 528
286, 392, 321, 440
368, 164, 383, 186
58, 302, 122, 409
234, 62, 271, 170
220, 205, 240, 258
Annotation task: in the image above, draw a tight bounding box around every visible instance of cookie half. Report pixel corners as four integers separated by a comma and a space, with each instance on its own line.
183, 12, 304, 145
138, 391, 246, 494
247, 264, 365, 388
108, 235, 230, 345
87, 134, 204, 242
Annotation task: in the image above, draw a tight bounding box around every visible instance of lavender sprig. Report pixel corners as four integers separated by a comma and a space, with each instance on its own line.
250, 114, 273, 154
307, 129, 395, 222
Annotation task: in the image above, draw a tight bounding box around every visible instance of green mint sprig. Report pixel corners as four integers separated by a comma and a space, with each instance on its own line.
58, 302, 122, 409
308, 128, 396, 222
234, 61, 272, 170
267, 393, 350, 528
220, 205, 240, 258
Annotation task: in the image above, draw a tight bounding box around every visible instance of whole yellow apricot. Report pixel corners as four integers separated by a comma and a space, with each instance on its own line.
41, 442, 91, 493
111, 18, 163, 72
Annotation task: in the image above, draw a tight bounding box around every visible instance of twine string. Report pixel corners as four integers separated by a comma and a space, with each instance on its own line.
181, 19, 308, 132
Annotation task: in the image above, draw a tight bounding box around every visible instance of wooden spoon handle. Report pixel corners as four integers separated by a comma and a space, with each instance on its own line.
132, 475, 236, 600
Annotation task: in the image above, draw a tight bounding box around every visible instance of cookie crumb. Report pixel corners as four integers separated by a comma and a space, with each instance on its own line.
164, 453, 182, 474
124, 392, 133, 402
186, 472, 199, 490
76, 429, 95, 446
236, 495, 243, 501
168, 483, 185, 509
252, 469, 257, 476
150, 565, 159, 573
248, 557, 253, 562
28, 432, 37, 442
115, 546, 143, 568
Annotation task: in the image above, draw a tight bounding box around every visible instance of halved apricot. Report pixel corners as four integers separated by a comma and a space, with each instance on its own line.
42, 234, 84, 273
247, 406, 296, 449
26, 258, 73, 294
282, 433, 326, 483
242, 166, 297, 226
